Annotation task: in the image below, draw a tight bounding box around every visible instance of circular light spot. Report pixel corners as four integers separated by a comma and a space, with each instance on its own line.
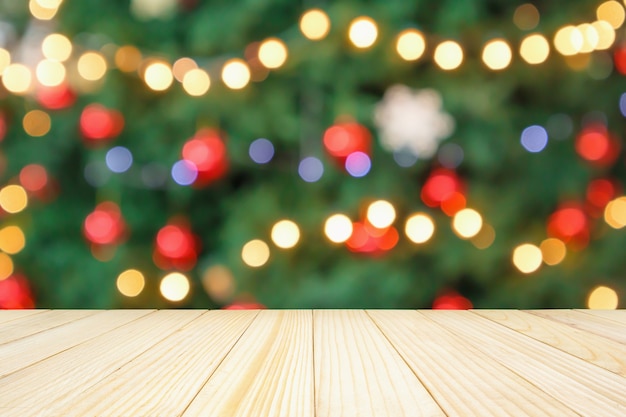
554, 26, 583, 56
520, 34, 550, 64
41, 33, 72, 62
513, 3, 540, 30
0, 252, 13, 280
36, 59, 66, 87
241, 239, 270, 267
23, 110, 51, 137
452, 208, 483, 239
258, 38, 288, 69
143, 61, 173, 91
520, 125, 548, 153
221, 59, 250, 90
2, 63, 33, 95
0, 185, 28, 214
298, 157, 324, 182
405, 213, 435, 244
172, 57, 197, 82
434, 41, 464, 70
171, 160, 198, 186
324, 214, 353, 243
540, 238, 567, 266
182, 68, 210, 96
482, 39, 512, 70
512, 243, 542, 274
345, 151, 371, 177
299, 9, 330, 40
160, 272, 190, 302
116, 269, 145, 297
587, 285, 619, 309
29, 0, 58, 20
396, 29, 425, 61
366, 200, 396, 229
604, 196, 626, 228
19, 164, 48, 192
348, 17, 378, 49
249, 138, 274, 164
592, 20, 616, 50
0, 226, 26, 254
115, 45, 142, 72
596, 1, 625, 29
77, 51, 107, 81
202, 265, 235, 302
578, 23, 599, 53
0, 48, 10, 74
470, 223, 496, 249
271, 220, 300, 249
105, 146, 133, 173
393, 150, 418, 167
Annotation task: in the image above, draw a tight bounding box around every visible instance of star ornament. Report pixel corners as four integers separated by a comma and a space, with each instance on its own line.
374, 85, 455, 159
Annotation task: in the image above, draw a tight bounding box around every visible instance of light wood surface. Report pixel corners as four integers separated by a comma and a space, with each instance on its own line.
0, 309, 624, 416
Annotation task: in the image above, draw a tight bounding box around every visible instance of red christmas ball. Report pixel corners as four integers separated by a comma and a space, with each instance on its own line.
181, 129, 228, 187
80, 104, 124, 145
0, 274, 35, 309
323, 121, 371, 166
547, 203, 589, 248
153, 220, 199, 270
575, 125, 620, 167
37, 84, 76, 110
421, 169, 464, 210
83, 202, 126, 246
432, 292, 473, 310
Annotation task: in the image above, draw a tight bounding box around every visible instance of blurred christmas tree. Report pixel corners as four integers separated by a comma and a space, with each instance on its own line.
0, 0, 625, 309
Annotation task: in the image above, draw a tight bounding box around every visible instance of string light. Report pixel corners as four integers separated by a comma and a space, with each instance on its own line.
348, 17, 378, 49
0, 226, 26, 254
160, 272, 190, 302
404, 213, 435, 244
270, 220, 301, 249
396, 29, 426, 61
41, 33, 72, 61
23, 110, 52, 137
221, 59, 250, 90
604, 196, 626, 228
520, 34, 550, 64
553, 26, 583, 56
182, 68, 210, 96
577, 23, 599, 53
512, 243, 542, 274
592, 20, 615, 50
366, 200, 396, 229
540, 238, 566, 265
172, 57, 197, 82
29, 0, 58, 20
596, 1, 625, 29
116, 269, 145, 297
0, 185, 28, 214
258, 38, 288, 69
36, 59, 66, 87
115, 46, 142, 72
2, 63, 33, 95
77, 51, 108, 81
299, 9, 330, 40
324, 214, 353, 243
434, 41, 463, 70
143, 61, 173, 91
587, 285, 619, 309
482, 39, 512, 70
241, 239, 270, 267
0, 253, 13, 281
452, 208, 482, 239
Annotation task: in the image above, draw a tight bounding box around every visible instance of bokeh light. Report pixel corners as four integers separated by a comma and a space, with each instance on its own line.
154, 223, 197, 270
513, 3, 540, 30
181, 130, 228, 186
143, 61, 173, 91
160, 272, 190, 302
405, 213, 435, 244
271, 220, 300, 249
0, 226, 26, 254
438, 143, 464, 169
131, 0, 177, 20
2, 63, 33, 95
434, 41, 463, 70
29, 0, 58, 20
115, 45, 142, 72
23, 110, 51, 137
482, 39, 512, 70
105, 146, 133, 173
452, 208, 482, 239
520, 34, 550, 64
587, 285, 619, 309
577, 23, 599, 53
348, 17, 378, 49
249, 138, 274, 164
540, 238, 566, 266
470, 224, 496, 249
83, 202, 125, 246
592, 20, 615, 50
520, 125, 548, 152
241, 239, 270, 267
604, 196, 626, 228
202, 264, 235, 303
116, 269, 145, 297
258, 38, 288, 69
77, 51, 108, 81
19, 164, 48, 192
554, 25, 583, 56
575, 126, 618, 165
298, 157, 324, 182
596, 1, 625, 29
171, 160, 198, 186
0, 253, 13, 281
0, 185, 28, 214
80, 104, 124, 141
41, 33, 72, 61
512, 243, 542, 274
182, 68, 210, 96
324, 214, 353, 243
396, 29, 426, 61
366, 200, 396, 229
548, 205, 588, 242
345, 152, 371, 177
172, 57, 197, 82
36, 59, 66, 87
0, 48, 10, 74
221, 59, 250, 89
300, 9, 330, 40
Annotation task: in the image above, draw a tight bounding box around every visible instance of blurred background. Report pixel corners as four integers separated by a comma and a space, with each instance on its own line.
0, 0, 625, 309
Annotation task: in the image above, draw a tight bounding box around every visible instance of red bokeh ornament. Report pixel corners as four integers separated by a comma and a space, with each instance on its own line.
547, 203, 589, 248
345, 221, 399, 255
80, 104, 124, 145
421, 169, 464, 211
432, 292, 473, 309
0, 274, 35, 309
586, 178, 619, 217
323, 121, 371, 166
37, 84, 76, 110
614, 45, 626, 75
83, 202, 127, 246
575, 124, 621, 167
0, 112, 6, 142
181, 129, 228, 187
153, 220, 200, 270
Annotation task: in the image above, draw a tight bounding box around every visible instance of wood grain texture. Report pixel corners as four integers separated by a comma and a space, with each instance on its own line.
0, 309, 45, 324
0, 310, 97, 345
369, 309, 579, 416
315, 310, 444, 417
474, 309, 626, 376
578, 309, 626, 326
182, 310, 314, 417
530, 309, 626, 344
423, 310, 626, 416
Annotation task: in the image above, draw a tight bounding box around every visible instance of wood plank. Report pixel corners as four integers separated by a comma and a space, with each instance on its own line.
0, 310, 98, 345
48, 310, 257, 417
182, 310, 314, 417
577, 309, 626, 326
474, 310, 626, 377
0, 310, 203, 417
315, 310, 444, 417
0, 309, 152, 378
0, 310, 46, 324
368, 310, 578, 416
422, 310, 626, 416
530, 309, 626, 344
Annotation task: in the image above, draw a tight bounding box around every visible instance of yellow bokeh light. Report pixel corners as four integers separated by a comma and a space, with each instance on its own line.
143, 61, 173, 91
520, 34, 550, 64
482, 39, 512, 70
271, 219, 300, 249
434, 41, 464, 70
592, 20, 616, 50
0, 252, 13, 280
241, 239, 270, 267
2, 63, 33, 95
299, 9, 331, 40
116, 269, 145, 297
596, 1, 625, 29
512, 243, 542, 274
221, 59, 251, 90
470, 223, 496, 249
366, 200, 396, 229
554, 25, 583, 56
348, 17, 378, 49
452, 208, 482, 239
202, 265, 235, 303
160, 272, 190, 302
405, 213, 435, 244
604, 196, 626, 229
114, 45, 142, 72
396, 29, 426, 61
36, 59, 66, 87
29, 0, 58, 20
42, 33, 72, 62
324, 214, 353, 243
513, 3, 540, 30
540, 238, 567, 266
23, 110, 51, 137
0, 226, 26, 255
182, 68, 210, 96
0, 48, 11, 73
36, 0, 63, 8
258, 38, 288, 69
587, 285, 619, 309
77, 51, 108, 81
577, 24, 599, 53
0, 186, 28, 214
172, 57, 197, 82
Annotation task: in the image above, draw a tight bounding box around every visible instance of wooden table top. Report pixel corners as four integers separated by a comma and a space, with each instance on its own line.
0, 309, 625, 416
